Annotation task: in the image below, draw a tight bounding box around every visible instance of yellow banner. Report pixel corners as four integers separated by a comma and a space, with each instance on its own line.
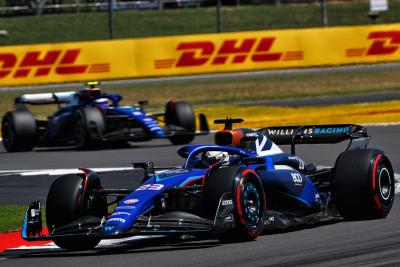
1, 23, 400, 86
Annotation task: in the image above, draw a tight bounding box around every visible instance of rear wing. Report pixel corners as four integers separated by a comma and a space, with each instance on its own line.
258, 124, 369, 154
15, 92, 75, 105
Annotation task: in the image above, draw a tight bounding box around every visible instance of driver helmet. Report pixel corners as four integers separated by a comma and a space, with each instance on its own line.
95, 98, 110, 110
79, 81, 102, 99
204, 151, 230, 165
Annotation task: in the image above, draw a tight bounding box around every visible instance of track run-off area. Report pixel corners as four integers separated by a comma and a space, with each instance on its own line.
0, 125, 400, 266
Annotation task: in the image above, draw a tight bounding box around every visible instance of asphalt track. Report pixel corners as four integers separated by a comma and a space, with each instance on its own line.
0, 125, 400, 266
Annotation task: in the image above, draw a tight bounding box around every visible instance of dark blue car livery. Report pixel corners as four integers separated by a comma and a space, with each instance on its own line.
2, 88, 208, 152
21, 118, 395, 250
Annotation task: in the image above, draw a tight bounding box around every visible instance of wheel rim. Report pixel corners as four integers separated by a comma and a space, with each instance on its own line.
2, 121, 13, 148
378, 167, 392, 201
242, 182, 261, 226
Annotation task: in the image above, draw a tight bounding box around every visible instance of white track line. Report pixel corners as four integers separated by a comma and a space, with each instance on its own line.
0, 167, 133, 177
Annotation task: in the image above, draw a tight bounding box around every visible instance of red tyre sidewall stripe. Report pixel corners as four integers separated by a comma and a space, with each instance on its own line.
237, 169, 264, 236
76, 169, 89, 208
236, 181, 245, 225
372, 154, 383, 211
241, 169, 267, 209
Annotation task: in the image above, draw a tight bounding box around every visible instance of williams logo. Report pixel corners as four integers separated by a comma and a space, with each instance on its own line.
104, 226, 114, 231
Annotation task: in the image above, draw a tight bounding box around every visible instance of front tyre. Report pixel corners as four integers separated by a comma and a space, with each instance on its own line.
203, 166, 265, 242
46, 173, 106, 250
333, 149, 395, 220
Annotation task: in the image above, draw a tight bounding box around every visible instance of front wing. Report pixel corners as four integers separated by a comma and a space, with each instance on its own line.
21, 193, 234, 242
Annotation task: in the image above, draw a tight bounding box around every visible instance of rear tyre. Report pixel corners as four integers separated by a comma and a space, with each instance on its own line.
203, 166, 265, 242
46, 173, 106, 250
333, 149, 395, 220
74, 107, 105, 149
1, 111, 36, 152
165, 100, 195, 145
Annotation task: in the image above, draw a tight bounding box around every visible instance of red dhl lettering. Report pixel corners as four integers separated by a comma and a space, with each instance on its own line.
0, 49, 110, 79
155, 37, 303, 69
347, 31, 400, 57
367, 31, 400, 56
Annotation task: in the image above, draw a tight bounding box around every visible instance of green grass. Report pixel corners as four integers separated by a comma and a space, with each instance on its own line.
0, 205, 30, 233
0, 1, 399, 46
0, 203, 117, 233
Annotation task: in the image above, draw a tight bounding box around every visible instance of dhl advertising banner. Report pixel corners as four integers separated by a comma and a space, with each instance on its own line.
1, 23, 400, 86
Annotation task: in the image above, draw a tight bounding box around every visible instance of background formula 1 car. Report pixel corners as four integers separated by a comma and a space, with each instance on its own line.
22, 118, 395, 250
2, 83, 208, 152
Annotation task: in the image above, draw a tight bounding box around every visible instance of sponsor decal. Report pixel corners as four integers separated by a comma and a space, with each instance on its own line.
245, 132, 258, 137
291, 172, 303, 186
136, 184, 165, 191
222, 199, 233, 206
288, 156, 305, 170
346, 30, 400, 57
224, 214, 234, 222
267, 128, 313, 136
154, 37, 304, 69
116, 205, 136, 210
111, 212, 130, 216
0, 49, 110, 80
267, 129, 294, 136
104, 226, 114, 231
108, 218, 126, 223
123, 199, 139, 205
314, 127, 350, 135
264, 216, 275, 225
303, 128, 314, 135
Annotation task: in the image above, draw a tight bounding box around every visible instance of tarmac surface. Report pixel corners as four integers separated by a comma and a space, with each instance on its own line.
0, 125, 400, 266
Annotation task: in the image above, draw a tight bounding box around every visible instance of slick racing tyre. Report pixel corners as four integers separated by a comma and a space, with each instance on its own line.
1, 111, 36, 152
74, 107, 105, 149
203, 166, 265, 242
333, 149, 395, 220
165, 100, 195, 145
46, 173, 106, 250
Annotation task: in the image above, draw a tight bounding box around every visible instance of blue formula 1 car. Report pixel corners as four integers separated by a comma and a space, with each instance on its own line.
2, 82, 208, 152
22, 118, 395, 250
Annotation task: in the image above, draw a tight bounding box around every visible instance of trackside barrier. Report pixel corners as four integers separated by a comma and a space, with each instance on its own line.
1, 23, 400, 86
